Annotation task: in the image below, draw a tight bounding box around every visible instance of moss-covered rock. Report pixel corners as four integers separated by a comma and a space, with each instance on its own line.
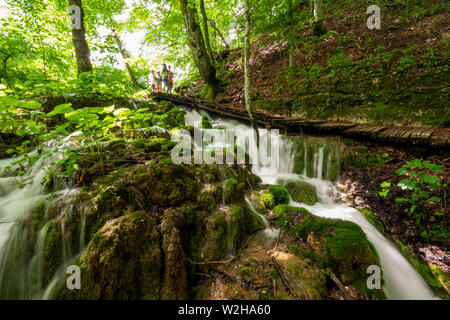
268, 185, 290, 205
274, 204, 385, 299
278, 179, 319, 205
361, 209, 386, 235
58, 211, 162, 300
223, 178, 245, 203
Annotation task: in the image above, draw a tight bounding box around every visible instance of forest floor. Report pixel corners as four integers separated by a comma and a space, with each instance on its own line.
183, 1, 449, 128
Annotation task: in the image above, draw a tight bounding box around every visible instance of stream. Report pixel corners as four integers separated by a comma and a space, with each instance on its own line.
184, 107, 439, 300
0, 105, 439, 300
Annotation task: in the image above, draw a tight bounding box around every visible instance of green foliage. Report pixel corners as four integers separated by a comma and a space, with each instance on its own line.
380, 159, 446, 224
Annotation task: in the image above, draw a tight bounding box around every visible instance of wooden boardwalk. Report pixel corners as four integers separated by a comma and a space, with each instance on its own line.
151, 92, 450, 151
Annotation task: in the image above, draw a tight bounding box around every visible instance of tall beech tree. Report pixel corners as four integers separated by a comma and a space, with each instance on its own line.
312, 0, 325, 36
243, 0, 259, 146
68, 0, 92, 75
199, 0, 215, 65
180, 0, 218, 100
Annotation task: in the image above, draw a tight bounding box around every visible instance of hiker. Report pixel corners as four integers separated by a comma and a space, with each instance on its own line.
168, 65, 174, 94
161, 64, 170, 93
149, 70, 156, 92
151, 70, 162, 93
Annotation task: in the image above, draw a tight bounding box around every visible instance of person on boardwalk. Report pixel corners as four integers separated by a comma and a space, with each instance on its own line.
168, 65, 174, 94
149, 70, 156, 92
151, 70, 162, 93
161, 64, 170, 92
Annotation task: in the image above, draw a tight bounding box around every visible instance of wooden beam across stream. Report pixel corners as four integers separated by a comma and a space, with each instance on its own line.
150, 92, 450, 151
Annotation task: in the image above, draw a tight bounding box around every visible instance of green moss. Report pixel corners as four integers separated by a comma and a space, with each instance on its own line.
154, 101, 175, 114
31, 202, 47, 233
361, 209, 386, 235
43, 220, 63, 287
197, 189, 216, 211
262, 191, 275, 209
396, 240, 449, 299
278, 179, 319, 205
342, 145, 390, 169
201, 114, 213, 129
275, 205, 383, 296
202, 212, 228, 260
267, 185, 290, 205
223, 178, 244, 203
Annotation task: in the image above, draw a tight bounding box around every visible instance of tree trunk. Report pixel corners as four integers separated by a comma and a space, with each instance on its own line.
112, 28, 142, 91
68, 0, 92, 75
288, 0, 295, 71
180, 0, 218, 100
0, 54, 11, 86
199, 0, 215, 65
312, 0, 325, 36
244, 0, 259, 147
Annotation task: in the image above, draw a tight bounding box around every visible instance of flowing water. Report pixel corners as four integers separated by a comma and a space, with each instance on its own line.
0, 137, 82, 299
183, 107, 439, 300
0, 106, 439, 299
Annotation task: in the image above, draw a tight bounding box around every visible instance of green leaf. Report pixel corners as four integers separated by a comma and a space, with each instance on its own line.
381, 181, 391, 188
48, 103, 74, 116
20, 100, 41, 110
428, 196, 441, 203
398, 179, 416, 190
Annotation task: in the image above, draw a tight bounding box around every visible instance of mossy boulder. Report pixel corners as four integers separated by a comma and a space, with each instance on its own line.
223, 178, 245, 203
274, 205, 384, 299
262, 185, 290, 209
278, 179, 319, 205
58, 212, 162, 300
154, 101, 175, 115
202, 205, 264, 261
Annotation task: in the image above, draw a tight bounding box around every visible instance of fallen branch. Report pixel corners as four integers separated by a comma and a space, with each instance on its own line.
271, 256, 299, 300
329, 274, 349, 300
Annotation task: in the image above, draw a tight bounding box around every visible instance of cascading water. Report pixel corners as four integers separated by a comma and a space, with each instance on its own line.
0, 136, 84, 299
0, 106, 439, 300
182, 107, 439, 300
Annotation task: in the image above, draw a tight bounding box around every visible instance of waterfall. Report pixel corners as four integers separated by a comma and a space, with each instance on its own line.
0, 145, 83, 299
183, 108, 439, 300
